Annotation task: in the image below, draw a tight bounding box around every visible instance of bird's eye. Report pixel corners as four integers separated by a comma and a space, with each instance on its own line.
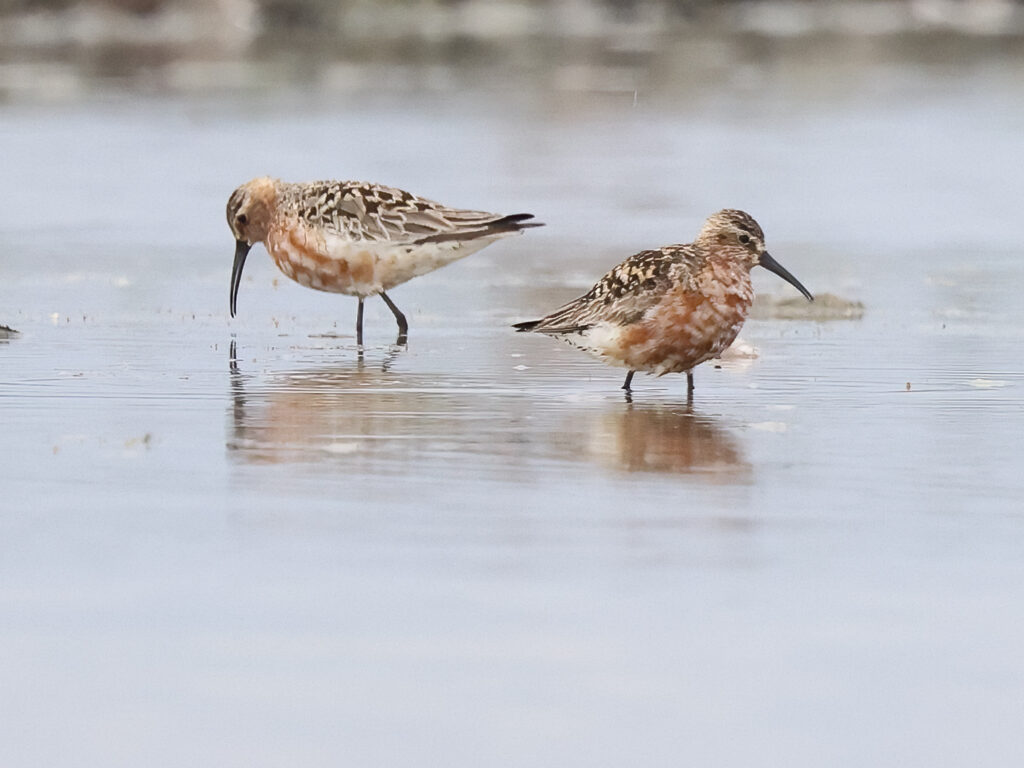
738, 234, 750, 244
236, 214, 248, 227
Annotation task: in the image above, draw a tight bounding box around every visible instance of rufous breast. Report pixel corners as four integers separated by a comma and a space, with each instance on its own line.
265, 217, 379, 296
618, 254, 754, 375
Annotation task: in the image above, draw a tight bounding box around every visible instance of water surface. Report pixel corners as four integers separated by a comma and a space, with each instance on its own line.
2, 55, 1024, 767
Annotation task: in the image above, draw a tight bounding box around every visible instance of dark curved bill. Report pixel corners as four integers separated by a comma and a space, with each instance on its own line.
759, 251, 813, 302
230, 240, 252, 318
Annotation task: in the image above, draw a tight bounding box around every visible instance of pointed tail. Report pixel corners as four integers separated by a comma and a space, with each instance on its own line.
416, 213, 543, 244
488, 213, 544, 234
513, 319, 542, 332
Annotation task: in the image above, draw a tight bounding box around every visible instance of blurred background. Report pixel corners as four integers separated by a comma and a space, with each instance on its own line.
3, 0, 1024, 101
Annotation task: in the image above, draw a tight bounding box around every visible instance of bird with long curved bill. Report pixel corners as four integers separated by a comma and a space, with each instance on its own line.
514, 209, 813, 395
227, 177, 542, 345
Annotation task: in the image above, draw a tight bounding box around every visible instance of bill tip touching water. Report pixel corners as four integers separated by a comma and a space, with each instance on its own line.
514, 209, 813, 395
226, 176, 541, 345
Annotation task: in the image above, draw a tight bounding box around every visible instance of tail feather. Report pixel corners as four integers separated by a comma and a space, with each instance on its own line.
489, 213, 544, 232
416, 213, 543, 244
513, 318, 591, 334
513, 319, 541, 332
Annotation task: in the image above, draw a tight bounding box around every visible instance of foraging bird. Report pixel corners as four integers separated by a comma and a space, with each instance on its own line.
514, 209, 813, 394
227, 177, 541, 344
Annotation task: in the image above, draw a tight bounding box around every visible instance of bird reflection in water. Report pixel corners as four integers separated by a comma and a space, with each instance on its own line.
228, 342, 749, 480
574, 402, 751, 480
230, 340, 401, 464
227, 340, 496, 468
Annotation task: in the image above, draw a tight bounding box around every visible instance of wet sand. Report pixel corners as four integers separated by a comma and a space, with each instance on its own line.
2, 58, 1024, 766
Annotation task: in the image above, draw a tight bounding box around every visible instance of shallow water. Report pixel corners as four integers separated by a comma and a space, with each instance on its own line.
2, 57, 1024, 766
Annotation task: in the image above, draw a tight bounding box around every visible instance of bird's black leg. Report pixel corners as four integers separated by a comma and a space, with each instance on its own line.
380, 291, 408, 345
622, 370, 635, 392
686, 371, 694, 393
356, 297, 364, 348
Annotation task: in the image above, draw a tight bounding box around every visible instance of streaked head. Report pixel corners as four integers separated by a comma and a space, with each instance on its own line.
227, 177, 277, 317
696, 209, 813, 302
227, 177, 277, 245
695, 209, 766, 258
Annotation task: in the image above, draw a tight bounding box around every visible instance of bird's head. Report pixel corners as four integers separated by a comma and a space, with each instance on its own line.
697, 209, 813, 301
227, 177, 278, 318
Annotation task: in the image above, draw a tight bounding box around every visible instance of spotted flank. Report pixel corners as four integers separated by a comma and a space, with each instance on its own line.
514, 209, 813, 395
227, 176, 541, 344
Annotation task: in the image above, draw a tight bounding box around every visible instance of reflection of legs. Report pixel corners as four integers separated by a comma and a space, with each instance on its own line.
355, 298, 365, 348
622, 370, 635, 391
380, 345, 401, 373
380, 291, 408, 345
227, 340, 248, 433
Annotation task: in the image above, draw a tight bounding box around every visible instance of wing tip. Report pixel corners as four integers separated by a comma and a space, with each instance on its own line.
513, 319, 541, 332
493, 213, 544, 232
413, 212, 543, 245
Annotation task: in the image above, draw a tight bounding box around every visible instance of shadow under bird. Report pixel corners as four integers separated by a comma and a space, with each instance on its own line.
514, 209, 813, 394
227, 177, 542, 344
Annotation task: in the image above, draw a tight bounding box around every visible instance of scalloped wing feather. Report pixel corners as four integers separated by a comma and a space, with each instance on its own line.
525, 246, 702, 333
288, 180, 521, 244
